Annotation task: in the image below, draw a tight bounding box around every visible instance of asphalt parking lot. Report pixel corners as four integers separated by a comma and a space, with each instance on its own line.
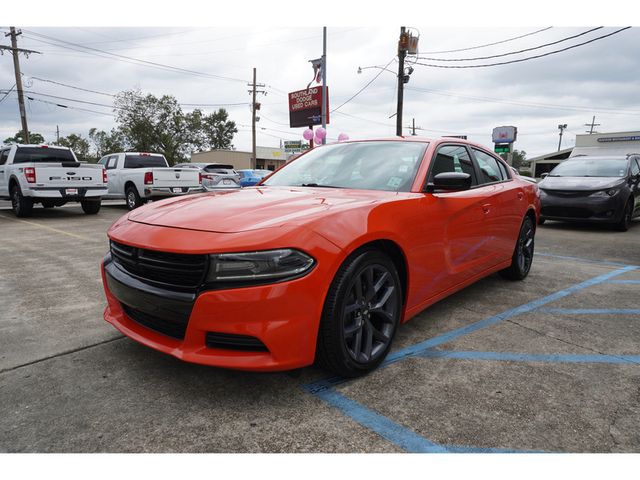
1, 200, 639, 453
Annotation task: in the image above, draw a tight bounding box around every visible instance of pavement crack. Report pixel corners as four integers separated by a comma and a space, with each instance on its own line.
0, 335, 125, 375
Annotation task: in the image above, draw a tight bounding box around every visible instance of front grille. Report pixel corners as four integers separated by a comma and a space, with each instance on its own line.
205, 332, 269, 352
542, 189, 592, 198
541, 206, 593, 218
110, 241, 207, 289
122, 304, 188, 340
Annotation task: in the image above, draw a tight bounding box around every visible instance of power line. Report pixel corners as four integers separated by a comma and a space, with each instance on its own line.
28, 76, 116, 97
21, 29, 249, 83
331, 57, 396, 113
24, 95, 115, 117
414, 27, 632, 69
421, 27, 553, 54
418, 27, 603, 62
0, 83, 16, 104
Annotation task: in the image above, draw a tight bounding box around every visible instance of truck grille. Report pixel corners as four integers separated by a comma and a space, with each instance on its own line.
110, 240, 207, 289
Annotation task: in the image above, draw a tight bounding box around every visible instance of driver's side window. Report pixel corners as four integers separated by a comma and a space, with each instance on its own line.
428, 145, 478, 186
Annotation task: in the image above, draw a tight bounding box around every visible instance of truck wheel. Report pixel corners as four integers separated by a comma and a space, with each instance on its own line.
125, 186, 142, 210
11, 184, 34, 218
81, 199, 101, 215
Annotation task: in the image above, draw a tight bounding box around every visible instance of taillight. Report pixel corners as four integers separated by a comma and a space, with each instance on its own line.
24, 167, 36, 183
199, 172, 202, 184
102, 169, 108, 183
144, 171, 153, 185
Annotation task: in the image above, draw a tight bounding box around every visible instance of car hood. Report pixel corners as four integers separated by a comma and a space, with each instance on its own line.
539, 176, 625, 191
127, 186, 390, 233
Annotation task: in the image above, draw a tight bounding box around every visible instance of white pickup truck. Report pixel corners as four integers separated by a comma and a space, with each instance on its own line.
0, 144, 107, 217
98, 152, 203, 210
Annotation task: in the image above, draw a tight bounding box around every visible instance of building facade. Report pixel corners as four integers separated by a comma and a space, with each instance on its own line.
190, 146, 292, 171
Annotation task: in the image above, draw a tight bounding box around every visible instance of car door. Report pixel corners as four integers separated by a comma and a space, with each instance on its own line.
0, 148, 9, 196
630, 157, 640, 216
104, 155, 121, 196
470, 148, 523, 262
418, 144, 500, 295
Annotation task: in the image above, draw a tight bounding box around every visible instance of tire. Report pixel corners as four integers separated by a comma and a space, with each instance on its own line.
316, 249, 402, 377
615, 199, 633, 232
41, 200, 55, 209
125, 185, 143, 210
538, 217, 546, 225
10, 184, 33, 218
81, 199, 101, 215
500, 215, 535, 281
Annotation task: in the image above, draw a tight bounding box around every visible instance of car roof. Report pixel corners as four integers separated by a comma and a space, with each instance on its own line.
318, 136, 494, 152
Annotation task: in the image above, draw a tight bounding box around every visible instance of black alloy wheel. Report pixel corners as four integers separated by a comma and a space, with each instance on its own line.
616, 199, 634, 232
500, 216, 535, 281
317, 249, 402, 377
11, 185, 33, 218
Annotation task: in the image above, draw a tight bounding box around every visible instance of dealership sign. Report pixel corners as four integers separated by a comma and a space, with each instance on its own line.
283, 140, 309, 153
492, 126, 518, 144
288, 87, 330, 128
597, 135, 640, 143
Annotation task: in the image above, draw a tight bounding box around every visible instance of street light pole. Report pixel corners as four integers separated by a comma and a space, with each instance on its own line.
557, 123, 567, 151
396, 27, 407, 137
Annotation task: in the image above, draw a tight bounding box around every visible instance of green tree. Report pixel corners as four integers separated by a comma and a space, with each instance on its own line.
88, 127, 126, 160
114, 89, 237, 165
3, 131, 45, 145
499, 149, 526, 170
55, 133, 91, 162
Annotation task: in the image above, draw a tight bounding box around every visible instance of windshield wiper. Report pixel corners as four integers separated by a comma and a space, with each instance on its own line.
300, 183, 343, 188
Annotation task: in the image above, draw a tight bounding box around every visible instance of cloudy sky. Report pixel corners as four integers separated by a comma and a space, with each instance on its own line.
1, 22, 639, 159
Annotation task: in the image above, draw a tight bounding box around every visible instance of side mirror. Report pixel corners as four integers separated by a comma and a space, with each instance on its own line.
540, 173, 549, 179
426, 172, 472, 193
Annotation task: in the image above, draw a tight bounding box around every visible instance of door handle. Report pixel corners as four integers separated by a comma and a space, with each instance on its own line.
482, 203, 491, 214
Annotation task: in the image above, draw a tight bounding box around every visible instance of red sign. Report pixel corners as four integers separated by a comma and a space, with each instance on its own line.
288, 86, 329, 128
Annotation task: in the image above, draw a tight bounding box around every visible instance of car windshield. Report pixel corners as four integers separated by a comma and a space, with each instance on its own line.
549, 158, 628, 177
262, 141, 428, 192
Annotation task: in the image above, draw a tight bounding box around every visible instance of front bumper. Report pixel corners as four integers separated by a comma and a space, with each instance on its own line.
540, 191, 626, 223
101, 224, 342, 371
143, 186, 204, 198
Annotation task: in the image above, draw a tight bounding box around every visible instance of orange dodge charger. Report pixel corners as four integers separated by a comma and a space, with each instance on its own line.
102, 138, 540, 377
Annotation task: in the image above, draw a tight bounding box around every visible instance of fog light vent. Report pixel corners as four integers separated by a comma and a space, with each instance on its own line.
205, 332, 269, 352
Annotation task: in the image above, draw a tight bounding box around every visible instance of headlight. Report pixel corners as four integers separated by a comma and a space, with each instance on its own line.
590, 189, 619, 197
206, 249, 315, 284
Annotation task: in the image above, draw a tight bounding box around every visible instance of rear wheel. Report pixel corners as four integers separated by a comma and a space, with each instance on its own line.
316, 249, 402, 377
500, 216, 535, 281
81, 199, 101, 215
10, 184, 33, 218
125, 186, 142, 210
615, 199, 633, 232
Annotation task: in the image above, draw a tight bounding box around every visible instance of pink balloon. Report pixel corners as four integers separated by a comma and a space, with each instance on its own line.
338, 133, 349, 142
315, 127, 327, 140
314, 135, 323, 146
303, 129, 314, 141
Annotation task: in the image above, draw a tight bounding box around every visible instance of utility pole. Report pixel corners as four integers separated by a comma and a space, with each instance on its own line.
410, 118, 417, 135
585, 116, 600, 134
557, 123, 567, 151
321, 27, 327, 145
2, 27, 40, 144
396, 27, 407, 137
247, 68, 265, 169
56, 125, 60, 144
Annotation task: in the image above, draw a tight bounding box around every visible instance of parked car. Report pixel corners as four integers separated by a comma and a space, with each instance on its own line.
101, 138, 540, 377
538, 154, 640, 231
98, 152, 203, 210
237, 169, 272, 187
0, 144, 107, 217
174, 163, 240, 190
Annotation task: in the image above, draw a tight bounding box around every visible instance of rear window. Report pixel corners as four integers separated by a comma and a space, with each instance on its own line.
13, 147, 76, 164
124, 155, 168, 168
204, 166, 236, 174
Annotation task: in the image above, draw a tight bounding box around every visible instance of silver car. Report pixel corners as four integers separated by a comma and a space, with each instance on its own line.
175, 163, 241, 190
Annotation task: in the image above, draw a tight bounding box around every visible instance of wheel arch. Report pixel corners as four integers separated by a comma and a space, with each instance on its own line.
124, 180, 138, 192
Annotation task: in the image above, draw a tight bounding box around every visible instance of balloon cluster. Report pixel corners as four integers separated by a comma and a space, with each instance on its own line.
302, 128, 349, 146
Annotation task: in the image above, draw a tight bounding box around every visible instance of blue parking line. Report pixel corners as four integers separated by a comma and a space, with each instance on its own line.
607, 280, 640, 285
443, 445, 545, 453
305, 386, 448, 453
536, 308, 640, 315
535, 252, 637, 269
419, 349, 640, 365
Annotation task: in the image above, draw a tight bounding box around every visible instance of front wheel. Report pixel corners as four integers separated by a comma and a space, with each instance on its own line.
316, 249, 402, 377
81, 199, 101, 215
500, 215, 535, 281
11, 185, 33, 218
615, 199, 633, 232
